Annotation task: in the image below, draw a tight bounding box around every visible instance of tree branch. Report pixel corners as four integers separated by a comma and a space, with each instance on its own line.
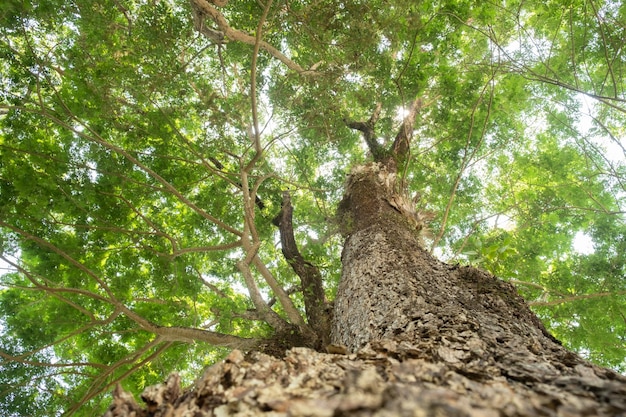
251, 255, 308, 328
530, 291, 626, 307
345, 103, 384, 160
0, 224, 259, 354
118, 303, 261, 349
190, 0, 319, 75
391, 97, 422, 164
67, 338, 174, 415
235, 243, 291, 332
273, 191, 330, 348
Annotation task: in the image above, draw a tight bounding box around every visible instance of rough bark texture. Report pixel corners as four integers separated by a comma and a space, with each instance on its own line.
103, 162, 626, 417
332, 162, 559, 354
105, 342, 626, 417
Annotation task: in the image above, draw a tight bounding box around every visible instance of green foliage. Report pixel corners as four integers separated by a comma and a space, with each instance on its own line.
1, 0, 625, 414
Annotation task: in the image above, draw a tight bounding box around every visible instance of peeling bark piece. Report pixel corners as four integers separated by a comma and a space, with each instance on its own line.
140, 373, 181, 415
103, 384, 145, 417
103, 341, 626, 416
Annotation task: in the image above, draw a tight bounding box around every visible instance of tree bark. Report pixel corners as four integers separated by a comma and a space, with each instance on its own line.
332, 162, 560, 354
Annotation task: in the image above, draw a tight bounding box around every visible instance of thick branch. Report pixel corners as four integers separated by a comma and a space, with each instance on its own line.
119, 304, 260, 349
391, 97, 422, 163
346, 99, 422, 172
190, 0, 319, 75
245, 0, 273, 173
154, 326, 260, 349
235, 256, 288, 331
251, 255, 309, 328
345, 103, 384, 160
273, 191, 330, 348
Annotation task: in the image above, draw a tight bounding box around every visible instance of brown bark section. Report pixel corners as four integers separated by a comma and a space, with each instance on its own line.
332, 163, 561, 355
105, 342, 626, 417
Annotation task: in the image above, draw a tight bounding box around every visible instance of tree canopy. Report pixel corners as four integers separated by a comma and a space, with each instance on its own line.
1, 0, 625, 415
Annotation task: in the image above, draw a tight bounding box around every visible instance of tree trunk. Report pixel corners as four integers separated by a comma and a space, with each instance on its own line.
329, 161, 626, 414
333, 161, 563, 354
104, 161, 626, 417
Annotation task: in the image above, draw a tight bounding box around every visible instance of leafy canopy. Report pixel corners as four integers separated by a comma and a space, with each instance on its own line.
1, 0, 625, 415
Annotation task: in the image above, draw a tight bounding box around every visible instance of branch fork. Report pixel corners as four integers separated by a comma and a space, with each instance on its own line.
345, 98, 422, 173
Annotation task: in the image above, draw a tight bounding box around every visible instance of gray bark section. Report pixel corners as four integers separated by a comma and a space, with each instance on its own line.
105, 343, 626, 416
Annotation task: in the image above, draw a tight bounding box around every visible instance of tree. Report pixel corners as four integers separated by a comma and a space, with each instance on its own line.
0, 0, 625, 415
